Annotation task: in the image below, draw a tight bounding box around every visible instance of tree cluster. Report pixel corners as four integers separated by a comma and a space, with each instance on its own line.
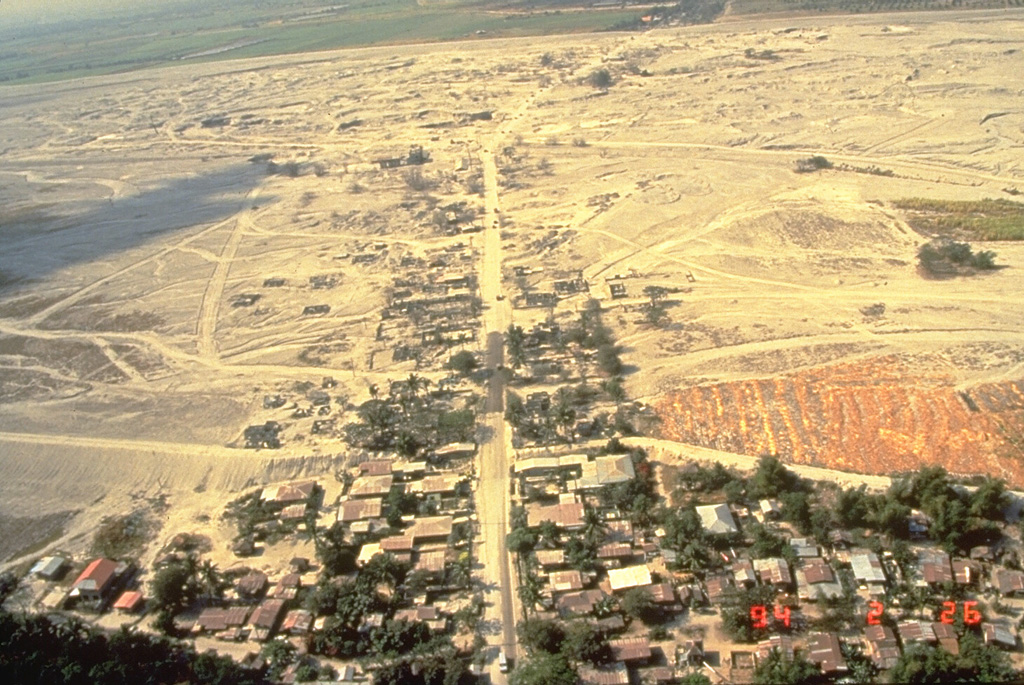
0, 608, 264, 685
513, 617, 613, 685
344, 374, 475, 456
918, 237, 998, 276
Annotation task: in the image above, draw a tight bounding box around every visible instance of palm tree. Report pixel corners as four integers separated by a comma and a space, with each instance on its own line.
198, 560, 227, 604
553, 388, 577, 442
506, 324, 526, 370
582, 507, 606, 546
405, 373, 430, 399
518, 575, 542, 616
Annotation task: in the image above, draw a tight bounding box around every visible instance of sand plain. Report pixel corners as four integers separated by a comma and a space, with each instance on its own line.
1, 9, 1023, 568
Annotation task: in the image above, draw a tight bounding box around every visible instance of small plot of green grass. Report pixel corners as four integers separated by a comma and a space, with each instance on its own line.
894, 198, 1024, 241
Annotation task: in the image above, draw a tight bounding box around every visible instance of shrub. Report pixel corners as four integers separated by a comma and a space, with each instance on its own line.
794, 155, 832, 173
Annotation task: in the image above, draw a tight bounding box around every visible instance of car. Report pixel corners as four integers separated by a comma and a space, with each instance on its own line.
498, 650, 509, 673
496, 294, 505, 301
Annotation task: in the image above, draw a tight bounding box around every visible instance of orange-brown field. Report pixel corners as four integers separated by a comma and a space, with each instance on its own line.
656, 356, 1024, 485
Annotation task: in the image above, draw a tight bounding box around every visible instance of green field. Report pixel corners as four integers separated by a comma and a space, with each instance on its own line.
726, 0, 1019, 15
0, 0, 641, 86
1, 0, 1021, 86
894, 198, 1024, 241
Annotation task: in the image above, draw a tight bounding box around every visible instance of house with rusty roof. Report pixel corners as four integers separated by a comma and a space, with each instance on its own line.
359, 460, 393, 477
249, 598, 286, 641
260, 481, 317, 506
526, 501, 585, 530
281, 609, 313, 636
754, 557, 793, 589
865, 625, 901, 669
536, 549, 566, 570
236, 571, 268, 601
414, 549, 449, 576
338, 498, 384, 523
952, 559, 981, 586
407, 515, 454, 544
195, 606, 251, 634
609, 636, 651, 663
272, 573, 301, 600
897, 620, 936, 646
917, 549, 953, 586
796, 558, 843, 601
933, 622, 960, 655
549, 570, 586, 593
705, 573, 736, 605
807, 632, 847, 675
556, 589, 607, 617
992, 568, 1024, 596
395, 605, 447, 632
595, 542, 634, 567
349, 474, 394, 499
409, 473, 466, 500
578, 662, 629, 685
757, 635, 795, 662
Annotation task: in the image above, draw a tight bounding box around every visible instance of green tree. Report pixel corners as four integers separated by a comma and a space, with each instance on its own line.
446, 350, 478, 376
510, 652, 578, 685
781, 491, 813, 534
595, 344, 623, 376
836, 485, 871, 528
316, 522, 358, 575
436, 409, 475, 444
261, 640, 297, 680
889, 642, 961, 684
749, 455, 802, 499
601, 377, 627, 403
506, 391, 527, 427
560, 621, 610, 665
621, 587, 658, 624
564, 536, 598, 572
506, 324, 527, 370
753, 649, 821, 685
517, 617, 565, 654
150, 558, 199, 622
507, 527, 538, 556
957, 632, 1017, 682
587, 69, 612, 90
971, 477, 1009, 522
678, 674, 713, 685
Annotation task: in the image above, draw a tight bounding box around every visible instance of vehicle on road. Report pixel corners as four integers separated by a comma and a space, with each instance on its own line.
496, 294, 505, 301
498, 650, 509, 673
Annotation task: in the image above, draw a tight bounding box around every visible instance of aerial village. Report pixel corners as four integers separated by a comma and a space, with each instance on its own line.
8, 253, 1024, 685
2, 135, 1023, 681
3, 38, 1024, 683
